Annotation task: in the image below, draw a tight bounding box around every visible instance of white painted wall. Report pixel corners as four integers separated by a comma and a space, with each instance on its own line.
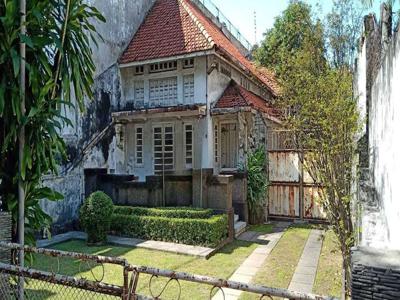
356, 28, 400, 250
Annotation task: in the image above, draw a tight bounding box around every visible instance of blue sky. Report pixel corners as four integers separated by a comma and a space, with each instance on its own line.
209, 0, 393, 44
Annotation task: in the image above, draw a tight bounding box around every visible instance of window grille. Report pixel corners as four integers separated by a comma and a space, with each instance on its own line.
183, 74, 195, 104
149, 61, 177, 73
149, 77, 177, 107
135, 126, 144, 166
184, 124, 193, 168
153, 125, 174, 173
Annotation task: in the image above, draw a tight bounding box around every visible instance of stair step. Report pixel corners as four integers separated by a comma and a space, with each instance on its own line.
234, 214, 239, 223
234, 221, 247, 237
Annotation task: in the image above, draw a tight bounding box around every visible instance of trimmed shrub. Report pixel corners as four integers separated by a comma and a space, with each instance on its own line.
110, 213, 228, 247
113, 206, 213, 219
80, 191, 114, 245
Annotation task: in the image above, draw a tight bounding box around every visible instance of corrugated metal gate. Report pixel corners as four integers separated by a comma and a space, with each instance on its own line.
267, 130, 326, 220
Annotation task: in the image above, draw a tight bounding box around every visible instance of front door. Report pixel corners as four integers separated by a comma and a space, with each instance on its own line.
153, 124, 174, 174
220, 123, 238, 169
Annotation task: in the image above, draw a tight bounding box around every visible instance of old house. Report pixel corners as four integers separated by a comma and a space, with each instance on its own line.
40, 0, 280, 232
113, 0, 280, 180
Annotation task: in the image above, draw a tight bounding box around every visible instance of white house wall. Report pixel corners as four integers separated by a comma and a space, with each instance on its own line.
356, 24, 400, 250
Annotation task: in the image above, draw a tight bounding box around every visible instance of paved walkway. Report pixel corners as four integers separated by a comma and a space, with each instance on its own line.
37, 231, 214, 258
288, 229, 323, 293
212, 223, 290, 300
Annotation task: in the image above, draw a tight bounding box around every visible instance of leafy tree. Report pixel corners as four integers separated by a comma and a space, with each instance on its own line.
278, 39, 358, 297
325, 0, 365, 69
0, 0, 105, 245
254, 0, 325, 77
257, 1, 362, 297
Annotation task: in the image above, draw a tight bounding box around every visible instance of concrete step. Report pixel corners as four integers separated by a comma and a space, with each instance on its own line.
234, 221, 247, 237
234, 214, 239, 223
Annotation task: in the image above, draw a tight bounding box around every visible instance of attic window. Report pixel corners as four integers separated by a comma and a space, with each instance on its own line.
183, 58, 194, 69
135, 65, 144, 75
220, 63, 231, 78
149, 61, 177, 73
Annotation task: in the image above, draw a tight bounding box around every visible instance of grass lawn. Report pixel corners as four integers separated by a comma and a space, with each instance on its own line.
28, 239, 257, 299
240, 226, 311, 300
313, 229, 343, 298
248, 224, 274, 234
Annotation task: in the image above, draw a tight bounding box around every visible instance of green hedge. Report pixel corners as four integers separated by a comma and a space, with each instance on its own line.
113, 206, 213, 219
110, 213, 228, 247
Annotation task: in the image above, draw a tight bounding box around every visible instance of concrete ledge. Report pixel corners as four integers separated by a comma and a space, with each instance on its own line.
352, 246, 400, 271
37, 231, 215, 258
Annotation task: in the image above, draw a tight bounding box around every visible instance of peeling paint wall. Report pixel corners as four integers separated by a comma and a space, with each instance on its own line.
355, 10, 400, 250
40, 0, 155, 231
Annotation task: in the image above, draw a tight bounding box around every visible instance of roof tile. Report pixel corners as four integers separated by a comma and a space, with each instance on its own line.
119, 0, 279, 95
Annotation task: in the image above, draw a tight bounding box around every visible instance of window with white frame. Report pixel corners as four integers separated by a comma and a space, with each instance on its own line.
135, 125, 144, 166
183, 74, 194, 104
149, 61, 177, 73
134, 81, 144, 107
149, 77, 177, 107
153, 125, 174, 173
184, 124, 193, 168
183, 58, 194, 69
214, 124, 219, 164
134, 65, 144, 75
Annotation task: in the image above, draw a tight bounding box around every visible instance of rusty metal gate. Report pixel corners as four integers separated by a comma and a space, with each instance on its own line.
0, 241, 336, 299
267, 130, 326, 220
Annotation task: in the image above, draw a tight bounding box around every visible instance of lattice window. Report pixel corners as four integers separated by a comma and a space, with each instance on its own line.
214, 124, 219, 163
135, 125, 144, 166
184, 124, 193, 168
183, 58, 194, 69
149, 61, 177, 73
134, 81, 144, 107
149, 77, 177, 107
183, 74, 195, 104
153, 125, 174, 173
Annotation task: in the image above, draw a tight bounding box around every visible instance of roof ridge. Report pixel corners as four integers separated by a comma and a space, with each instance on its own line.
178, 0, 215, 48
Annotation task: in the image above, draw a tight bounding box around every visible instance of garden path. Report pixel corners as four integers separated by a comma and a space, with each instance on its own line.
212, 222, 290, 300
287, 229, 323, 293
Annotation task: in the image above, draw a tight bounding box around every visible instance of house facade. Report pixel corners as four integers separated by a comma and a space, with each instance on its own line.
40, 0, 280, 230
112, 0, 280, 180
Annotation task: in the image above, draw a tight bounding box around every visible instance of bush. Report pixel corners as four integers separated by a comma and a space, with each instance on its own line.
113, 206, 213, 219
110, 213, 228, 247
80, 191, 114, 245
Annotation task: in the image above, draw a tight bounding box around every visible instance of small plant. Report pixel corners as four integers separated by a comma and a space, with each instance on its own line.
80, 191, 114, 245
246, 147, 268, 225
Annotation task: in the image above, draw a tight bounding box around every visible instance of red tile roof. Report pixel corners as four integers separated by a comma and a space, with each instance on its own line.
119, 0, 279, 96
213, 81, 280, 119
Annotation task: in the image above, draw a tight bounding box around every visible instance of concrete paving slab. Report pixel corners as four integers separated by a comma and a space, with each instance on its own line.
37, 231, 214, 258
288, 229, 323, 293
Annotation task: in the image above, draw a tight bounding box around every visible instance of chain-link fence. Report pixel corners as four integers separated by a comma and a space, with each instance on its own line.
0, 241, 337, 300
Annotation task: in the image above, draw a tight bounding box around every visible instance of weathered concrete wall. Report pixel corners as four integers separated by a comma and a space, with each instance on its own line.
355, 7, 400, 250
40, 0, 155, 231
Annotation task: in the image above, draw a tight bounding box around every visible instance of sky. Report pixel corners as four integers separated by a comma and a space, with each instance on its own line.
208, 0, 393, 45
